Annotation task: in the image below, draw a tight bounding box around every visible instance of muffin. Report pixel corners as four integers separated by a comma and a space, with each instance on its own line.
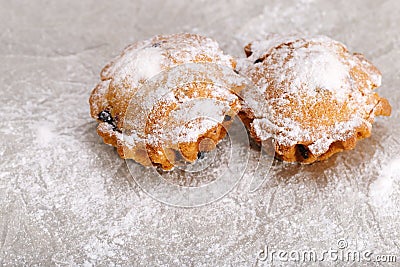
89, 33, 245, 170
238, 34, 391, 163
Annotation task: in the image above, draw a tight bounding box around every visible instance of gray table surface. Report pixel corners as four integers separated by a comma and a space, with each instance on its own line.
1, 0, 399, 265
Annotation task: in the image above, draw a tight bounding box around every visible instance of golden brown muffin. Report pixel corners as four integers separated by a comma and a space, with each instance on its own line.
238, 34, 391, 163
89, 33, 245, 170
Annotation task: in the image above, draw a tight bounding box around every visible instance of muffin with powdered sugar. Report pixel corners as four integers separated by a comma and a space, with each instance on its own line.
89, 33, 246, 170
237, 34, 391, 163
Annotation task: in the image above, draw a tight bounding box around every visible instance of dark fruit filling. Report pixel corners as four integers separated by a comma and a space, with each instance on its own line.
197, 151, 205, 160
297, 144, 309, 159
223, 115, 232, 122
98, 110, 117, 130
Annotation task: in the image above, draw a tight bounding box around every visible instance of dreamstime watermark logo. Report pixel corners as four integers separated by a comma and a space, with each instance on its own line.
256, 239, 397, 264
123, 62, 275, 207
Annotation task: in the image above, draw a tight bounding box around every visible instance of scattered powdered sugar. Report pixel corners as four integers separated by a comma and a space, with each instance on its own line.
32, 121, 56, 147
369, 157, 400, 208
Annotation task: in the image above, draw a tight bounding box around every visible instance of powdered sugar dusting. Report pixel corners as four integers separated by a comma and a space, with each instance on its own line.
122, 63, 246, 148
102, 33, 233, 87
33, 122, 56, 147
252, 113, 371, 155
156, 97, 229, 143
288, 44, 350, 101
130, 47, 164, 83
369, 157, 400, 208
109, 45, 164, 87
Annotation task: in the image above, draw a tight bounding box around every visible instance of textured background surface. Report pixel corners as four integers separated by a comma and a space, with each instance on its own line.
1, 0, 399, 265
